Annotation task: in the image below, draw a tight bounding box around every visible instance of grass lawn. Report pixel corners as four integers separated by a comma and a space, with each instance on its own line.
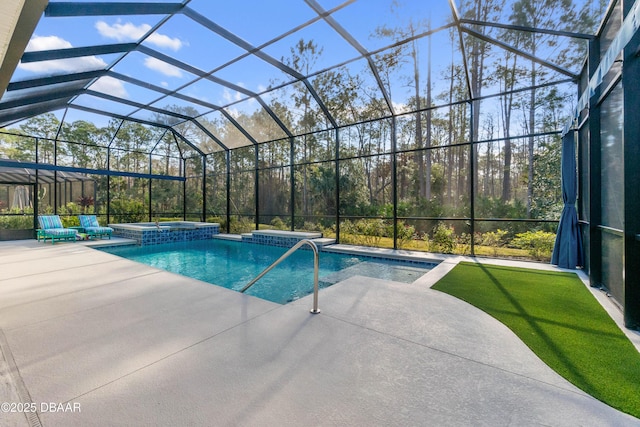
432, 262, 640, 419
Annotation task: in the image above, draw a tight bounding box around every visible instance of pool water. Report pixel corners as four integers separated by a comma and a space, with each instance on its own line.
99, 239, 435, 304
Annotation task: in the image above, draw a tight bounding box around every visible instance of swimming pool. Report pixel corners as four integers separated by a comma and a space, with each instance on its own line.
99, 239, 436, 304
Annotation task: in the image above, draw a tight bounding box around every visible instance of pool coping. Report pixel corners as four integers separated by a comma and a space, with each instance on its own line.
251, 229, 322, 239
108, 221, 220, 245
108, 221, 220, 231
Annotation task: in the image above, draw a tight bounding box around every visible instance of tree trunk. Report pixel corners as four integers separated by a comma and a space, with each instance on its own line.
412, 30, 425, 201
446, 58, 455, 205
469, 1, 487, 199
425, 25, 432, 201
527, 55, 536, 218
303, 137, 308, 217
501, 82, 513, 202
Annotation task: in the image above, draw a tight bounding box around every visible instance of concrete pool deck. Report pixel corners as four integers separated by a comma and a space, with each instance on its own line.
0, 239, 638, 426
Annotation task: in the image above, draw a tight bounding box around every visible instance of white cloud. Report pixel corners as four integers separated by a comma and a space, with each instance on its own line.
24, 34, 71, 51
148, 33, 184, 51
392, 101, 409, 114
161, 81, 169, 88
222, 87, 243, 103
89, 76, 128, 98
144, 57, 182, 77
95, 20, 183, 51
226, 107, 240, 119
19, 35, 107, 73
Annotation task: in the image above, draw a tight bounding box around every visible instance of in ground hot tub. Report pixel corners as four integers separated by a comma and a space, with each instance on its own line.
110, 221, 220, 245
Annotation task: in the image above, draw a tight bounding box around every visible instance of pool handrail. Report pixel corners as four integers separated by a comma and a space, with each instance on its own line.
240, 239, 320, 314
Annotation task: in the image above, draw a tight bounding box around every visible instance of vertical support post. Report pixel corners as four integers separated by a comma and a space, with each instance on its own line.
93, 181, 97, 221
33, 136, 39, 235
335, 128, 340, 242
32, 182, 38, 236
106, 147, 111, 224
290, 136, 295, 231
255, 144, 259, 230
392, 116, 398, 250
34, 137, 39, 230
183, 158, 187, 221
226, 150, 231, 234
53, 138, 58, 215
588, 38, 602, 288
469, 100, 475, 256
577, 117, 588, 272
53, 112, 64, 216
622, 1, 640, 329
148, 154, 153, 222
202, 154, 207, 222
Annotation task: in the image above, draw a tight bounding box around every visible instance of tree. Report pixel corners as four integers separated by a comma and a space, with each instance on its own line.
61, 120, 104, 168
462, 0, 505, 197
491, 32, 524, 202
0, 131, 34, 161
373, 3, 433, 202
18, 113, 61, 163
281, 39, 325, 217
509, 0, 576, 217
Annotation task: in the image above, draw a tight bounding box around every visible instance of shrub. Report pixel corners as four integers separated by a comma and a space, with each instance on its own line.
229, 216, 254, 234
339, 219, 356, 244
60, 215, 80, 227
270, 216, 288, 230
301, 221, 322, 232
457, 232, 472, 255
512, 230, 556, 261
109, 199, 146, 223
396, 221, 416, 249
207, 216, 223, 224
61, 202, 82, 215
481, 229, 509, 256
0, 214, 33, 230
431, 222, 456, 254
77, 195, 94, 213
356, 219, 385, 246
340, 219, 385, 246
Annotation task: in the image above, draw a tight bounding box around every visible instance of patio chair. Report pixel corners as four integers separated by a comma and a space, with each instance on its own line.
78, 215, 113, 239
37, 215, 78, 244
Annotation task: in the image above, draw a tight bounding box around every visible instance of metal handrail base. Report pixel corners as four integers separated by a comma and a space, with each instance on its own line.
240, 239, 321, 314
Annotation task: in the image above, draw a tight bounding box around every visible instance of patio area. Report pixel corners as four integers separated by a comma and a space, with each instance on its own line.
0, 239, 638, 426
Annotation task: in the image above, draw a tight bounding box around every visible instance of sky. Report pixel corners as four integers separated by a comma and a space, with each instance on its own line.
5, 0, 603, 133
12, 1, 454, 104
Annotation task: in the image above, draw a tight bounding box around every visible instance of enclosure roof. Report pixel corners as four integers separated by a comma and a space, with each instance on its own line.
0, 1, 605, 154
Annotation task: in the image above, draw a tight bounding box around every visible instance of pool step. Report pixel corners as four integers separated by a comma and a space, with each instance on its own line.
321, 261, 432, 285
212, 234, 243, 242
212, 232, 334, 248
312, 238, 335, 247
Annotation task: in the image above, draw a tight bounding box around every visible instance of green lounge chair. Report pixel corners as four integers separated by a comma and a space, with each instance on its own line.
37, 215, 78, 244
78, 215, 113, 239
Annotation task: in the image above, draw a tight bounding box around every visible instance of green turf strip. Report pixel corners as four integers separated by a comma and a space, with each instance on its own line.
432, 262, 640, 419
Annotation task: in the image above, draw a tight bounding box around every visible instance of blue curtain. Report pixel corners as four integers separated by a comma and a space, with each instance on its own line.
551, 131, 583, 268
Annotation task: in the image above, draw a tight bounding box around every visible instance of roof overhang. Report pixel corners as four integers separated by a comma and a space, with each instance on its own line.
0, 0, 48, 96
